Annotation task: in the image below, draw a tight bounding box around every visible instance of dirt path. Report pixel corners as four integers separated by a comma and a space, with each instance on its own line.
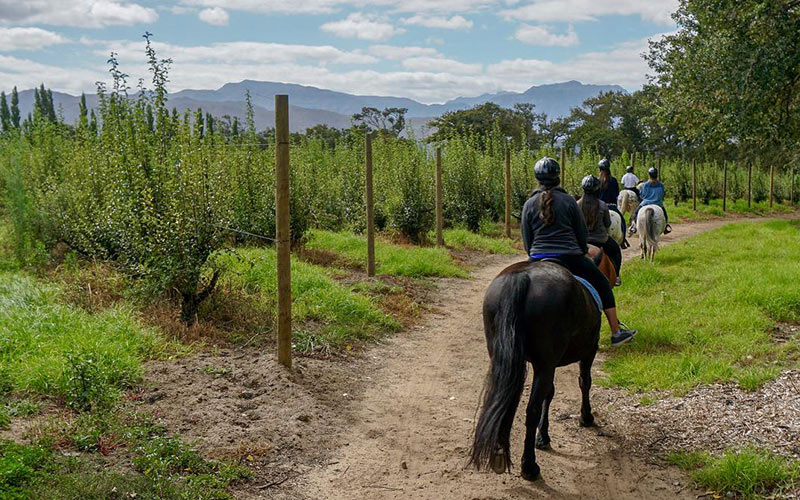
289, 218, 750, 500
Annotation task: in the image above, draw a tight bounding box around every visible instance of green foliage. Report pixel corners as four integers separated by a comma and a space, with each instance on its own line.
0, 440, 51, 497
603, 221, 800, 393
668, 448, 800, 500
439, 228, 517, 254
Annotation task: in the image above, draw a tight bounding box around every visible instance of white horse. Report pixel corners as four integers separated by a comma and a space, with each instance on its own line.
617, 185, 642, 225
608, 210, 625, 247
636, 205, 667, 262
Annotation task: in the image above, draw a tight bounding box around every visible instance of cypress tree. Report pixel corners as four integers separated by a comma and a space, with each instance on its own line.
45, 87, 57, 122
194, 108, 204, 137
232, 116, 239, 138
0, 92, 10, 132
89, 109, 98, 135
10, 87, 20, 128
33, 87, 42, 119
79, 93, 89, 129
205, 112, 214, 136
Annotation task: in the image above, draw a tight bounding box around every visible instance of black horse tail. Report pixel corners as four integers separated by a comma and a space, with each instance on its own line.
470, 271, 530, 472
645, 206, 657, 242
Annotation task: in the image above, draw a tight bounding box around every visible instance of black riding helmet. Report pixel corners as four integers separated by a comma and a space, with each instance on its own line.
581, 174, 600, 193
598, 158, 611, 172
626, 165, 634, 173
534, 157, 560, 187
648, 167, 658, 179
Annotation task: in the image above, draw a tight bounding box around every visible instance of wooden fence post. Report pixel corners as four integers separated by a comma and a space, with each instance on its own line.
365, 133, 375, 277
275, 95, 292, 370
747, 162, 752, 208
692, 159, 697, 211
658, 157, 662, 181
792, 166, 796, 207
560, 147, 566, 190
504, 147, 512, 238
770, 165, 775, 208
722, 161, 727, 212
435, 147, 444, 247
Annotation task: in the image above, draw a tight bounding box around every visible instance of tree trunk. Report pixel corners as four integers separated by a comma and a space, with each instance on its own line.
179, 271, 220, 326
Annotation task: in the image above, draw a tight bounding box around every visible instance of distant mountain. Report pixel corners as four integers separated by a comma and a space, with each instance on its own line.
15, 80, 626, 134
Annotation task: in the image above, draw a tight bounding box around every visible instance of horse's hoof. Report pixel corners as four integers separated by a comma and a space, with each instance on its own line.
521, 463, 541, 481
535, 437, 551, 450
490, 450, 507, 474
579, 415, 596, 427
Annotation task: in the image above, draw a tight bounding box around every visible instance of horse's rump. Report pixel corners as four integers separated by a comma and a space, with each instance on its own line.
587, 244, 617, 287
607, 211, 624, 245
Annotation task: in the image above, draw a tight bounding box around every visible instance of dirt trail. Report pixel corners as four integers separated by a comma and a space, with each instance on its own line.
292, 218, 747, 500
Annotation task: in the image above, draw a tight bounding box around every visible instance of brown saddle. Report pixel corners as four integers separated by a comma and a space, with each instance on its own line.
588, 244, 617, 287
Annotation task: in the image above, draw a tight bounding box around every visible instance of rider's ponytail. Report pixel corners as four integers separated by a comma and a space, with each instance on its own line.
541, 187, 555, 226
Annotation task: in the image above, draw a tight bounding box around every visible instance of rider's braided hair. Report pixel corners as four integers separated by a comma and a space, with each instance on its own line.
541, 187, 556, 226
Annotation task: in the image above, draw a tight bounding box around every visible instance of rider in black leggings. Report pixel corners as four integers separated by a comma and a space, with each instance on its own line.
521, 157, 636, 347
577, 175, 622, 284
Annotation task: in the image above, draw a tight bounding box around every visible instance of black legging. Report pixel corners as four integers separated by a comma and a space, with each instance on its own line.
596, 238, 621, 276
530, 253, 615, 309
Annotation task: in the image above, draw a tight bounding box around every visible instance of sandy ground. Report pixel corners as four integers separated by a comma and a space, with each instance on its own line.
139, 216, 781, 499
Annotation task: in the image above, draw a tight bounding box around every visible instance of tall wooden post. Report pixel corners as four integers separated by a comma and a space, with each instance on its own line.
365, 133, 375, 277
770, 165, 775, 208
722, 161, 727, 212
275, 95, 292, 370
504, 148, 512, 238
560, 147, 566, 189
792, 167, 796, 207
692, 159, 697, 211
435, 147, 444, 247
658, 157, 662, 182
747, 162, 752, 208
631, 151, 636, 170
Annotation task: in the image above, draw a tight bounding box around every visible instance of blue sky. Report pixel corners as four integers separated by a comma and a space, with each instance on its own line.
0, 0, 677, 103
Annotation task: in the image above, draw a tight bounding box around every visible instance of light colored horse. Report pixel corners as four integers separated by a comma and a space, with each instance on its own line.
608, 210, 624, 246
617, 186, 641, 225
636, 205, 667, 262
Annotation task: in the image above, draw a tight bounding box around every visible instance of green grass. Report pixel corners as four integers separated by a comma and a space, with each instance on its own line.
666, 197, 794, 221
668, 448, 800, 499
217, 247, 400, 350
438, 228, 518, 254
603, 220, 800, 393
305, 229, 468, 277
0, 273, 164, 404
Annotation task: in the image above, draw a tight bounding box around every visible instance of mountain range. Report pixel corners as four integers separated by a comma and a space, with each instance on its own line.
15, 80, 625, 133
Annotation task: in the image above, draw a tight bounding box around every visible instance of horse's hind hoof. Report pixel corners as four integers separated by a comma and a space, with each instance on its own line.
490, 450, 507, 474
535, 436, 551, 450
521, 463, 541, 481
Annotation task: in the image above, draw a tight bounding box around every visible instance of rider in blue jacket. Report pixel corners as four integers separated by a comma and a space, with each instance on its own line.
629, 167, 672, 234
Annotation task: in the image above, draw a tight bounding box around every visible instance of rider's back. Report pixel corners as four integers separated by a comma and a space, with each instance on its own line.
521, 188, 588, 256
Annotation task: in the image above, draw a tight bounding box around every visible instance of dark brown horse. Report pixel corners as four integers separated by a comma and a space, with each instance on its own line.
470, 259, 602, 480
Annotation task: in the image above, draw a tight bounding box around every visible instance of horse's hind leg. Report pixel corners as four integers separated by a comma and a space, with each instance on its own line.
535, 382, 555, 450
521, 367, 554, 480
579, 355, 596, 427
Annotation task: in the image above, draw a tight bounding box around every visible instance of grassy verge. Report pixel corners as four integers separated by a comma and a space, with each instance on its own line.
668, 448, 800, 499
666, 198, 794, 221
439, 228, 519, 254
215, 247, 401, 351
305, 230, 468, 277
602, 220, 800, 393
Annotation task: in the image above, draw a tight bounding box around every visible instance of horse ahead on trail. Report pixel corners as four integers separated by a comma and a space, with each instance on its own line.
636, 205, 667, 262
617, 187, 641, 225
470, 256, 603, 481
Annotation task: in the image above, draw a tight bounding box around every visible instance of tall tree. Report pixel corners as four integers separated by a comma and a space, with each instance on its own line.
647, 0, 800, 160
79, 92, 89, 130
352, 106, 407, 137
10, 86, 20, 129
0, 92, 10, 132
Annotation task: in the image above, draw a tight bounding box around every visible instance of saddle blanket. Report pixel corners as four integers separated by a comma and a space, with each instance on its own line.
573, 275, 602, 312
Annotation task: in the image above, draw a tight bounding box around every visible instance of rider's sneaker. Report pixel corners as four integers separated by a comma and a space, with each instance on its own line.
664, 224, 673, 234
611, 328, 637, 347
628, 226, 637, 235
615, 276, 622, 286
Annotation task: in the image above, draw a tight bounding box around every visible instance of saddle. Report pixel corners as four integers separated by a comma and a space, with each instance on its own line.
572, 275, 602, 312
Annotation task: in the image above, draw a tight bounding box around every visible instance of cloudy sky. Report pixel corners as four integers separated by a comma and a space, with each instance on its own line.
0, 0, 677, 103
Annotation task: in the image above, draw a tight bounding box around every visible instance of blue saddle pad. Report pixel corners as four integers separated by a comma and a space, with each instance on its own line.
573, 276, 602, 312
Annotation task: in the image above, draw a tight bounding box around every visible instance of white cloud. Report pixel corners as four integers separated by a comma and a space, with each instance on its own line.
500, 0, 677, 25
0, 55, 102, 94
321, 13, 405, 41
425, 36, 445, 45
368, 44, 440, 60
0, 0, 158, 28
401, 15, 473, 29
515, 24, 579, 46
198, 7, 229, 25
179, 0, 501, 15
402, 56, 481, 75
104, 40, 378, 66
0, 27, 68, 51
